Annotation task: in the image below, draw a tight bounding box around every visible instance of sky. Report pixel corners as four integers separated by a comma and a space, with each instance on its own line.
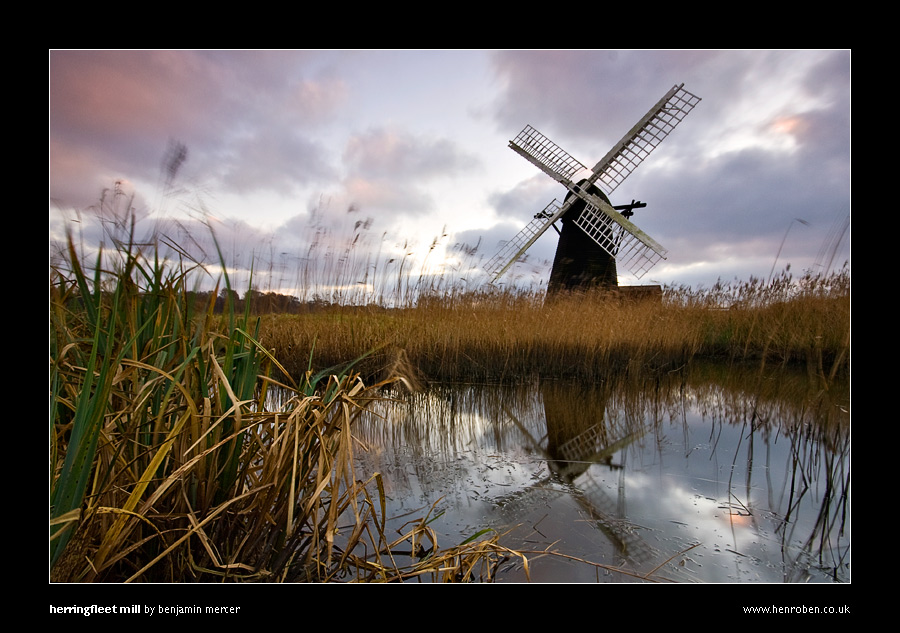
49, 50, 851, 302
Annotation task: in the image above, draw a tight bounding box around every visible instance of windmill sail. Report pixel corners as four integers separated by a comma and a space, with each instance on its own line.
488, 83, 700, 284
589, 83, 701, 196
484, 199, 566, 281
574, 194, 667, 278
508, 126, 587, 188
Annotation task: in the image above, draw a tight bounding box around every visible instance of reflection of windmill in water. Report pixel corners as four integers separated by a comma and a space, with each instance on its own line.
485, 84, 701, 294
495, 382, 654, 565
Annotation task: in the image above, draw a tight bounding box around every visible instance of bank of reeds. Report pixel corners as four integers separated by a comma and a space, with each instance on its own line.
257, 266, 850, 387
49, 203, 849, 582
49, 234, 520, 582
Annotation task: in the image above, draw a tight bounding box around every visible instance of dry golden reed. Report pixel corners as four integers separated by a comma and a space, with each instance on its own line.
256, 267, 850, 387
49, 199, 849, 582
49, 233, 523, 583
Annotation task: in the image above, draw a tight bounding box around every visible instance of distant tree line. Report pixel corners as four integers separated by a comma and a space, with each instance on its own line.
185, 289, 386, 314
54, 281, 388, 315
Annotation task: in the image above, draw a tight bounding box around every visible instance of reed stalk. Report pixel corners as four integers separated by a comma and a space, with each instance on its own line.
255, 266, 850, 387
49, 199, 850, 582
49, 226, 514, 582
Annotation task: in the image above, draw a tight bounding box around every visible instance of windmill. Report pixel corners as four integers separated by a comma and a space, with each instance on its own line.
485, 84, 701, 294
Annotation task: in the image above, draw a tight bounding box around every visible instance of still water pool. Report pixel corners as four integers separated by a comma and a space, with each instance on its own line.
351, 365, 850, 583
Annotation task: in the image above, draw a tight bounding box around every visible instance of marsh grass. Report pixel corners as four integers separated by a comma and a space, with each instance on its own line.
49, 194, 849, 582
49, 227, 526, 582
257, 265, 850, 387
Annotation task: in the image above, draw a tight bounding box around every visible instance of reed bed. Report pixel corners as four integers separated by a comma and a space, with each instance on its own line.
49, 195, 849, 582
257, 266, 850, 387
49, 233, 521, 582
57, 189, 848, 388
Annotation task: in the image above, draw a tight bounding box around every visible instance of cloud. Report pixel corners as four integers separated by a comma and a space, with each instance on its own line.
50, 51, 215, 139
342, 176, 434, 215
50, 50, 850, 296
486, 50, 850, 286
50, 50, 351, 208
343, 127, 479, 180
322, 127, 484, 222
489, 50, 716, 147
488, 174, 559, 221
213, 129, 336, 195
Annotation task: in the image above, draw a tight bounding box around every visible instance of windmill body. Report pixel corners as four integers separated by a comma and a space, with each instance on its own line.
547, 182, 617, 294
485, 84, 701, 293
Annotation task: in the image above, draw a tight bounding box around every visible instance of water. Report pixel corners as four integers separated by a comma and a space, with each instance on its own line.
351, 364, 850, 583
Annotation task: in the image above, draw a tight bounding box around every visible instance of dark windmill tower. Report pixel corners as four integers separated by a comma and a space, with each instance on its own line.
485, 84, 701, 294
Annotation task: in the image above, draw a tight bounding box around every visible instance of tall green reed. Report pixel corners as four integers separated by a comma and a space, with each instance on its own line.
49, 219, 353, 580
50, 217, 519, 582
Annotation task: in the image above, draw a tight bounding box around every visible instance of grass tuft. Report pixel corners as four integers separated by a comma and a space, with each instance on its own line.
49, 226, 513, 582
255, 266, 850, 387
